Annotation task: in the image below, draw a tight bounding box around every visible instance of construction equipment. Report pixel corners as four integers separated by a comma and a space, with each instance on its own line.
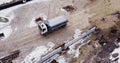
38, 16, 68, 35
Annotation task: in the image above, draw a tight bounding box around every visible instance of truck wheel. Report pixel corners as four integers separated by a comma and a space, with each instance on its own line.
62, 24, 67, 28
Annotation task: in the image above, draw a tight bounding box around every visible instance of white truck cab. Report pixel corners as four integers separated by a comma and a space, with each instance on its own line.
38, 22, 48, 35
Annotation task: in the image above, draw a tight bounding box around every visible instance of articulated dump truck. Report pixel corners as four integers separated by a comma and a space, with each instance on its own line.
38, 16, 68, 35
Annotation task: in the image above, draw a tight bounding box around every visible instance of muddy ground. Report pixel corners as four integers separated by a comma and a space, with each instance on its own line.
0, 0, 120, 63
71, 0, 120, 63
0, 0, 93, 63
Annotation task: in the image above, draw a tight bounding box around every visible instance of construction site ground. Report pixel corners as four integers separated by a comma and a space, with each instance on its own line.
0, 0, 120, 63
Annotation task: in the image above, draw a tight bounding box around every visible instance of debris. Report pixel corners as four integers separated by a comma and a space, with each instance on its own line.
0, 50, 20, 63
101, 17, 106, 22
112, 53, 119, 58
73, 29, 82, 39
0, 17, 9, 23
35, 17, 44, 23
89, 24, 120, 63
110, 43, 120, 63
51, 60, 58, 63
112, 11, 120, 19
0, 26, 12, 40
62, 5, 75, 12
89, 0, 96, 2
56, 56, 67, 63
21, 42, 55, 63
0, 33, 4, 40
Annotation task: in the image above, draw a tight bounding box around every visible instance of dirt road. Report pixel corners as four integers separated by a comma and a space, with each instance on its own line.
0, 0, 93, 62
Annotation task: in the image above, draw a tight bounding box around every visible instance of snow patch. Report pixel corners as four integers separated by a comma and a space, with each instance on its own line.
47, 42, 55, 50
0, 12, 15, 28
0, 26, 12, 40
110, 43, 120, 63
21, 42, 55, 63
73, 29, 82, 39
67, 29, 82, 58
28, 14, 47, 28
56, 56, 67, 63
29, 20, 37, 28
67, 39, 90, 58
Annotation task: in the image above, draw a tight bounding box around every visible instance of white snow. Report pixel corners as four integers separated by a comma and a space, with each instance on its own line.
29, 20, 37, 28
67, 39, 90, 58
46, 42, 55, 50
28, 14, 47, 28
0, 0, 12, 5
0, 12, 15, 40
0, 26, 12, 40
14, 27, 18, 31
0, 11, 14, 28
56, 56, 67, 63
110, 43, 120, 63
67, 29, 90, 58
73, 29, 82, 39
21, 42, 55, 63
0, 0, 49, 16
67, 29, 82, 58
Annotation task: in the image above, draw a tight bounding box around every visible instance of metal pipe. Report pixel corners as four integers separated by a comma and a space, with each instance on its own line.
37, 47, 62, 63
64, 27, 96, 49
37, 27, 97, 63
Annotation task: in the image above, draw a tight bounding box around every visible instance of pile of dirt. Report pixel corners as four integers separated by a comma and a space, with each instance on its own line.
71, 9, 120, 63
93, 26, 120, 62
35, 17, 43, 22
86, 11, 120, 63
62, 5, 76, 12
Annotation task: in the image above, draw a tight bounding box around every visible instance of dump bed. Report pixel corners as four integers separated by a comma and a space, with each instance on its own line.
46, 16, 68, 28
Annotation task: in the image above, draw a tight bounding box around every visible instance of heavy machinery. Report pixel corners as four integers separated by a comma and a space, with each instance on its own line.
38, 16, 68, 35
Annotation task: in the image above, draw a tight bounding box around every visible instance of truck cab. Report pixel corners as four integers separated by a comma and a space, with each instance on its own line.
38, 22, 48, 35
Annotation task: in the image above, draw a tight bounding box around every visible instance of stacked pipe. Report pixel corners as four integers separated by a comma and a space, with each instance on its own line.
37, 26, 97, 63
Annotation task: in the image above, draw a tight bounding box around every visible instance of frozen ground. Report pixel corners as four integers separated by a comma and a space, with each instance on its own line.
21, 42, 55, 63
1, 0, 115, 63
